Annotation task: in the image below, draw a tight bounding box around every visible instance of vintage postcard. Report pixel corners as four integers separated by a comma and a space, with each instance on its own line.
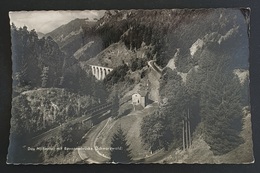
7, 9, 253, 164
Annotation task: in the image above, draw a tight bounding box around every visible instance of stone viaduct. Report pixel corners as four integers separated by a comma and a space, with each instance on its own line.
90, 65, 113, 80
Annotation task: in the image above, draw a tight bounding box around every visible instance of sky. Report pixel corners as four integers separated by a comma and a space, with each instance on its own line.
9, 10, 105, 34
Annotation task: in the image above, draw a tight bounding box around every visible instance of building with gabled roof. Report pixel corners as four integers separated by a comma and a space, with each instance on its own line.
132, 90, 148, 110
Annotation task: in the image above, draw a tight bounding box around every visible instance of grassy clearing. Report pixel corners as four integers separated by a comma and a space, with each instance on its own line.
95, 102, 159, 159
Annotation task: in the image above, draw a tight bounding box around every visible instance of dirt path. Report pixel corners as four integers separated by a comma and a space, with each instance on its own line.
94, 103, 161, 161
147, 60, 161, 102
77, 119, 110, 163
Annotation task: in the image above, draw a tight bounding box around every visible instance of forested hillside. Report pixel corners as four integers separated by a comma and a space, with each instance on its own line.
9, 23, 108, 163
11, 24, 65, 91
86, 9, 250, 156
89, 9, 248, 69
11, 24, 109, 98
45, 18, 103, 62
9, 9, 252, 164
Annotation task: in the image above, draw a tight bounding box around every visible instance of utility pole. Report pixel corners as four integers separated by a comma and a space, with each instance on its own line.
183, 108, 192, 151
182, 119, 185, 150
188, 108, 192, 147
185, 115, 189, 149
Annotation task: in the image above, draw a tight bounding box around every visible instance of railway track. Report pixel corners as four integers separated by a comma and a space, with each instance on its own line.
30, 102, 113, 145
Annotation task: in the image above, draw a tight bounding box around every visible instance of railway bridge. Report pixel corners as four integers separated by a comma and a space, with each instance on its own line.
90, 65, 113, 80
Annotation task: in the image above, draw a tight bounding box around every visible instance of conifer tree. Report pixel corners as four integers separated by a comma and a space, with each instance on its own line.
141, 110, 165, 152
110, 127, 132, 163
141, 68, 188, 151
200, 64, 243, 155
196, 43, 244, 155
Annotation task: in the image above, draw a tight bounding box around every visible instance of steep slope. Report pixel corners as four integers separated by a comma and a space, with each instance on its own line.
11, 88, 95, 136
9, 88, 98, 163
87, 42, 134, 68
10, 24, 102, 99
45, 18, 96, 57
86, 9, 248, 70
84, 9, 249, 103
11, 25, 65, 93
88, 9, 250, 159
9, 9, 251, 163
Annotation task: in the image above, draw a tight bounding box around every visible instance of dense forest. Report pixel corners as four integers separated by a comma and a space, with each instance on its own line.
9, 23, 109, 163
8, 9, 251, 163
11, 23, 108, 97
133, 9, 249, 155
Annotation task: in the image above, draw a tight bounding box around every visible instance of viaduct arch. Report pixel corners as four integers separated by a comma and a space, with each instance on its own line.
90, 65, 113, 80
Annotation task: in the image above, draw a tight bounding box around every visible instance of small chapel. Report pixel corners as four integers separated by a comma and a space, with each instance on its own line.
132, 81, 149, 110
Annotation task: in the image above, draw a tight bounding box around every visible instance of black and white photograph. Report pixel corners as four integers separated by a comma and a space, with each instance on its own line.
7, 9, 253, 164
